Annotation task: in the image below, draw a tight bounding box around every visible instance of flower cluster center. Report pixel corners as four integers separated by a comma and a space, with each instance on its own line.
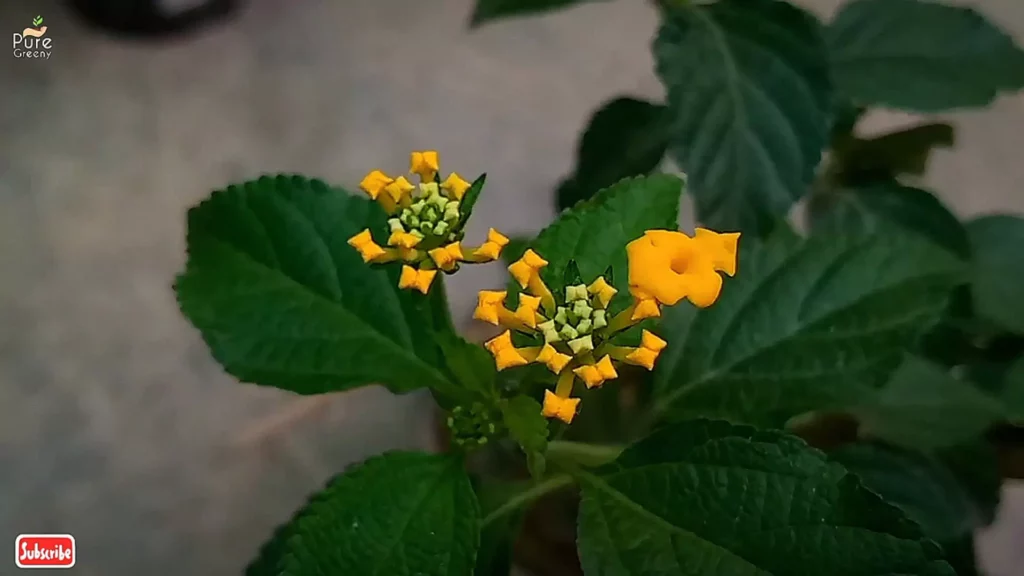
391, 183, 461, 243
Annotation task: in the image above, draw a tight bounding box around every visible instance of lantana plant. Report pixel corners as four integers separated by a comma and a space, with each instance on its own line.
176, 0, 1024, 574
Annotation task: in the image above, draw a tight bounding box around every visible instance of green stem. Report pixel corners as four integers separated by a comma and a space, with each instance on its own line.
547, 441, 624, 468
481, 474, 575, 528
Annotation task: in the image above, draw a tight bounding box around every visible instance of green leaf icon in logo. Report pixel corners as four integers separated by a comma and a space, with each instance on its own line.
32, 16, 43, 27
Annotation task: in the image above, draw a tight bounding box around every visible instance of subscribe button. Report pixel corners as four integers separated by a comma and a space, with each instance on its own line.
15, 534, 75, 569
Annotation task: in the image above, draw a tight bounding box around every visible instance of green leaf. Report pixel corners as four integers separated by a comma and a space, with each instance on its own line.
523, 174, 683, 307
808, 181, 970, 258
501, 395, 550, 477
457, 174, 487, 230
832, 122, 955, 184
473, 479, 529, 576
653, 231, 962, 427
831, 443, 986, 542
966, 215, 1024, 334
249, 452, 479, 576
175, 175, 455, 396
654, 0, 832, 234
436, 332, 498, 401
940, 442, 1002, 527
470, 0, 603, 27
576, 419, 954, 576
828, 0, 1024, 112
855, 355, 1004, 450
557, 97, 669, 212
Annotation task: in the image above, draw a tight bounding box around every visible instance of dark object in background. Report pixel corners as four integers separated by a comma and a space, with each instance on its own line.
66, 0, 239, 40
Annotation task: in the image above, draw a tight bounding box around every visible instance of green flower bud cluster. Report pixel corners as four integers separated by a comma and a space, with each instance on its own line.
446, 402, 502, 449
389, 182, 462, 242
536, 283, 609, 354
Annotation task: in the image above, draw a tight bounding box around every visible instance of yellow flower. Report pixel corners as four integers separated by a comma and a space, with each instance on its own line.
694, 227, 740, 277
587, 276, 617, 309
542, 390, 580, 424
428, 242, 464, 270
535, 344, 571, 374
508, 249, 548, 288
513, 294, 542, 328
388, 231, 423, 249
626, 229, 726, 308
484, 330, 530, 371
398, 265, 437, 294
631, 296, 661, 321
469, 228, 510, 262
384, 176, 416, 203
440, 173, 471, 200
572, 355, 618, 389
347, 229, 387, 263
624, 329, 668, 370
360, 170, 393, 199
410, 150, 440, 181
473, 290, 508, 325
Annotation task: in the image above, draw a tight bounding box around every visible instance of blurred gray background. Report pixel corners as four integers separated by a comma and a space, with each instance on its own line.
1, 0, 1022, 574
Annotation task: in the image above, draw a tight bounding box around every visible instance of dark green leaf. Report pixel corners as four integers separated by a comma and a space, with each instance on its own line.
437, 332, 498, 401
828, 0, 1024, 111
940, 535, 981, 576
470, 0, 604, 27
808, 181, 970, 258
654, 231, 962, 427
966, 215, 1024, 334
831, 443, 983, 542
832, 122, 955, 184
501, 395, 550, 478
457, 174, 487, 229
255, 452, 479, 576
500, 235, 532, 266
855, 356, 1004, 450
563, 259, 583, 287
654, 0, 832, 234
576, 419, 954, 576
558, 97, 669, 212
1003, 358, 1024, 420
940, 442, 1002, 527
522, 174, 683, 308
175, 175, 456, 396
473, 479, 529, 576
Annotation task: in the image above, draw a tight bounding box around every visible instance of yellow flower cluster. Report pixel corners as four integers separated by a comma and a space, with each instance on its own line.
346, 151, 510, 294
477, 228, 739, 424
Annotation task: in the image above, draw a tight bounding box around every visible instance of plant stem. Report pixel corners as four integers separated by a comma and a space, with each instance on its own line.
547, 441, 624, 468
481, 474, 575, 528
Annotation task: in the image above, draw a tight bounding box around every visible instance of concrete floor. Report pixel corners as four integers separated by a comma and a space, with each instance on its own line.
0, 0, 1022, 574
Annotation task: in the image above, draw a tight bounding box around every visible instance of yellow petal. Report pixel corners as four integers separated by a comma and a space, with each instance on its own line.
522, 249, 548, 269
429, 246, 455, 269
445, 242, 464, 261
347, 229, 374, 248
494, 347, 528, 371
413, 269, 437, 294
440, 172, 471, 200
514, 294, 542, 328
359, 170, 393, 199
640, 329, 668, 352
473, 290, 506, 325
398, 265, 418, 290
484, 330, 514, 354
536, 344, 571, 374
631, 297, 661, 321
487, 228, 510, 247
385, 176, 415, 203
573, 365, 605, 389
595, 355, 618, 380
410, 150, 440, 181
542, 390, 580, 424
587, 276, 618, 309
475, 241, 501, 262
694, 228, 740, 277
625, 348, 658, 371
388, 231, 423, 249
